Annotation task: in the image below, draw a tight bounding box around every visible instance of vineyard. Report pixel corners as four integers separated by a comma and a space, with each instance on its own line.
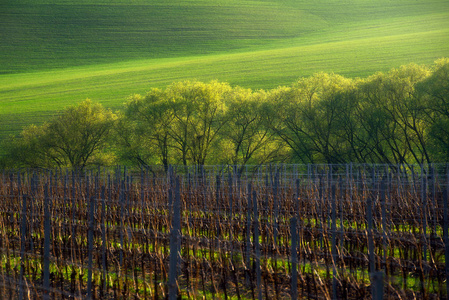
0, 164, 449, 299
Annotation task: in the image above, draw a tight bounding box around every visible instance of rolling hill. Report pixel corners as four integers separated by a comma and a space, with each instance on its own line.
1, 0, 448, 145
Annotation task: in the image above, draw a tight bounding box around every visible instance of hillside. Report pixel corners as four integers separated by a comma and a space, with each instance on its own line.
0, 0, 448, 144
1, 0, 327, 74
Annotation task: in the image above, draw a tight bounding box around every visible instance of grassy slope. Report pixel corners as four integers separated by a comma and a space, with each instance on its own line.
0, 0, 448, 143
1, 0, 325, 73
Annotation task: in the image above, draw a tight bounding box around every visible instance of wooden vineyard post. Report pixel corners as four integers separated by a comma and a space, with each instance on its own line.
367, 168, 383, 300
430, 166, 437, 244
252, 190, 262, 300
331, 184, 338, 300
273, 172, 279, 249
100, 186, 107, 295
87, 176, 95, 299
119, 180, 125, 268
71, 171, 76, 266
295, 178, 300, 219
444, 169, 449, 298
367, 178, 375, 296
318, 171, 324, 249
290, 217, 298, 300
30, 172, 36, 253
372, 271, 384, 300
63, 172, 68, 252
339, 177, 344, 275
216, 174, 221, 239
19, 193, 27, 300
43, 184, 51, 300
228, 172, 234, 254
246, 182, 252, 288
380, 179, 388, 276
421, 165, 428, 265
168, 176, 181, 300
141, 169, 145, 221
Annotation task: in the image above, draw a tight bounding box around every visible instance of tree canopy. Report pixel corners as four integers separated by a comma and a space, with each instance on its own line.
2, 59, 449, 169
2, 100, 117, 171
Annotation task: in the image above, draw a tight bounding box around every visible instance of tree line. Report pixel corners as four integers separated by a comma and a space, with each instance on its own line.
2, 58, 448, 171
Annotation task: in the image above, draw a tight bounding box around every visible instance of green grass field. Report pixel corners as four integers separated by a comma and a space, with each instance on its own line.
1, 0, 449, 145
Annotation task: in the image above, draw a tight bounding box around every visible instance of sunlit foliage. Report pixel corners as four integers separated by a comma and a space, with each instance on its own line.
2, 60, 449, 169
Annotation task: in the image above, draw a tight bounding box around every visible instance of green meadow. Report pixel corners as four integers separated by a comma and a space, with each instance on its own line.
1, 0, 449, 144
